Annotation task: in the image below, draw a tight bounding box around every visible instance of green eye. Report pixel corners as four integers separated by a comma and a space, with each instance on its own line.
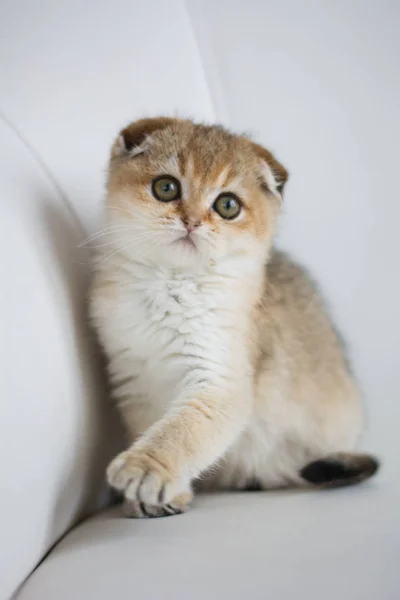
213, 194, 241, 220
152, 176, 181, 202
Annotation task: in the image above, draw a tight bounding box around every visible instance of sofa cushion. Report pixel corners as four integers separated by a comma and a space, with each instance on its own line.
16, 484, 398, 600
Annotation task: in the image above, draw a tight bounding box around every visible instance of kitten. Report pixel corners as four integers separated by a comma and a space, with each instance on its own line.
90, 117, 378, 518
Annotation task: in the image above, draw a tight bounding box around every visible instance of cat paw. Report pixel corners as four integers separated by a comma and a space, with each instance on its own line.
107, 450, 192, 518
123, 491, 193, 518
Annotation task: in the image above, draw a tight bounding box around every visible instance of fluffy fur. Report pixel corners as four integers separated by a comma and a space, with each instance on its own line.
89, 117, 378, 518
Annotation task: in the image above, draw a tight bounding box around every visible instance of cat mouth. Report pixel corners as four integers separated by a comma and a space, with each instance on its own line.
174, 235, 197, 250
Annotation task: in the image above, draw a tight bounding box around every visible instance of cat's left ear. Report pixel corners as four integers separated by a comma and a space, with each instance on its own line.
111, 117, 177, 159
251, 142, 289, 197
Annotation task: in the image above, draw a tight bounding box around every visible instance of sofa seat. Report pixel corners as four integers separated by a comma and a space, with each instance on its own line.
16, 482, 398, 600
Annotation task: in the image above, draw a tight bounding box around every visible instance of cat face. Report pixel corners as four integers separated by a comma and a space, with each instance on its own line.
105, 118, 287, 270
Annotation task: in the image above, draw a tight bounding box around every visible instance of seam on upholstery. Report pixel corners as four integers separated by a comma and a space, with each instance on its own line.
0, 109, 86, 237
182, 0, 230, 125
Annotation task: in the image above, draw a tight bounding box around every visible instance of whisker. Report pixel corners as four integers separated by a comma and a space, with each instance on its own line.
79, 225, 134, 246
94, 231, 167, 265
106, 205, 136, 218
81, 220, 166, 247
91, 230, 163, 249
107, 204, 168, 223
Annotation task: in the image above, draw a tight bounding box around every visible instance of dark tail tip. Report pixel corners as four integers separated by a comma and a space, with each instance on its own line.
300, 452, 380, 488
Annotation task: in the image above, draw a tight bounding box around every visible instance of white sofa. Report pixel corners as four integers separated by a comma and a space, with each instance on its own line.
1, 2, 399, 598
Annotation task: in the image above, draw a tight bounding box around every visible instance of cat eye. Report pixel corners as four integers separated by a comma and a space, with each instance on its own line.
151, 175, 181, 202
213, 194, 242, 220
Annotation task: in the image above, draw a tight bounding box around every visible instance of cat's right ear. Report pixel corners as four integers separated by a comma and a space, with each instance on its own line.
250, 142, 289, 198
111, 117, 177, 159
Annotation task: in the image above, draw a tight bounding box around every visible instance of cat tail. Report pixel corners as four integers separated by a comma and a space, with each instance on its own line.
300, 452, 379, 488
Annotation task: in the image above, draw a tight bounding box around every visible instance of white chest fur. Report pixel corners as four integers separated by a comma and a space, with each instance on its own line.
92, 263, 248, 433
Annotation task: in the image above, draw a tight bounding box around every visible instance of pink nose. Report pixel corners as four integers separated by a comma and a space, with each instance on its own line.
182, 217, 201, 233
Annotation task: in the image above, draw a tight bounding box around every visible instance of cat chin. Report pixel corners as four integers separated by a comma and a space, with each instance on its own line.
149, 239, 215, 270
160, 248, 206, 270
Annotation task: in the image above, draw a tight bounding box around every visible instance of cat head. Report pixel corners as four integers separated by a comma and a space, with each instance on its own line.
106, 117, 288, 271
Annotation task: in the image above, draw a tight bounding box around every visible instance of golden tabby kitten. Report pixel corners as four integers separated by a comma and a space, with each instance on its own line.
90, 117, 378, 518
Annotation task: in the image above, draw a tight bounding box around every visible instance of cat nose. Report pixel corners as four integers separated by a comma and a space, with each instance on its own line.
181, 217, 201, 233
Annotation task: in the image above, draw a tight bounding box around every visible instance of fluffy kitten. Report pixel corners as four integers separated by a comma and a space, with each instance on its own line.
90, 117, 378, 518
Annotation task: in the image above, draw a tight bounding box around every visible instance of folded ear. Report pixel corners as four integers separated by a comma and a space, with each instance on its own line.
251, 141, 289, 196
111, 117, 177, 158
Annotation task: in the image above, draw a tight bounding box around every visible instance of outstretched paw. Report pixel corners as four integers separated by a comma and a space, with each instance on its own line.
107, 449, 192, 518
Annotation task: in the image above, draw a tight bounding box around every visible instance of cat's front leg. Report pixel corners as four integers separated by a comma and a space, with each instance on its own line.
107, 381, 251, 517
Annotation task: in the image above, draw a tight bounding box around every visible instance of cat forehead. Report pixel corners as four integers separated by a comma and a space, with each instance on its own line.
146, 128, 257, 188
145, 152, 249, 196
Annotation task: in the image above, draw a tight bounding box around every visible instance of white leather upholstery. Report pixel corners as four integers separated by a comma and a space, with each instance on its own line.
1, 1, 399, 599
16, 489, 400, 600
